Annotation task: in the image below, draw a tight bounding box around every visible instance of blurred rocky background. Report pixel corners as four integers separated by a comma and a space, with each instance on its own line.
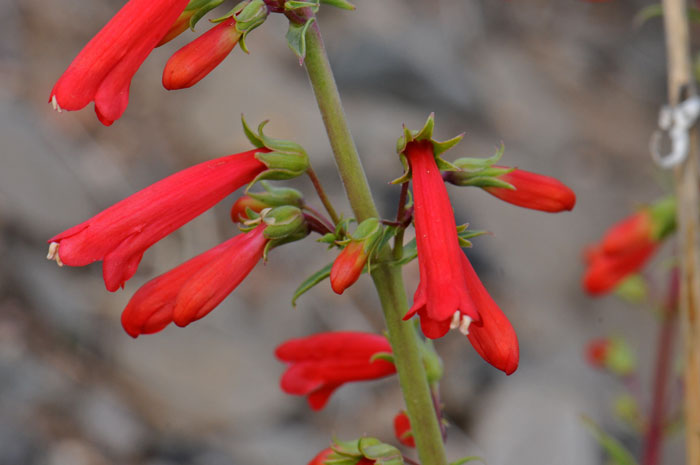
0, 0, 688, 464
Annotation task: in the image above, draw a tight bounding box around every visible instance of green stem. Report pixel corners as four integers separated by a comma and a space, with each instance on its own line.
303, 21, 448, 465
306, 165, 341, 225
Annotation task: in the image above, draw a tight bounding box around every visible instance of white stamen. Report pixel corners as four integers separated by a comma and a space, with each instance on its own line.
458, 316, 472, 336
47, 242, 63, 267
449, 310, 461, 330
51, 95, 63, 112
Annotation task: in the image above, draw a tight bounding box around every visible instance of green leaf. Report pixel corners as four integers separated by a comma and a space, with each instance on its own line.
291, 262, 332, 306
581, 416, 639, 465
286, 17, 316, 63
320, 0, 356, 10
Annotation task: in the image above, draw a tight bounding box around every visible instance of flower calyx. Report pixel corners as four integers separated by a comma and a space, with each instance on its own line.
647, 195, 677, 241
187, 0, 226, 29
328, 437, 404, 465
393, 113, 464, 184
214, 0, 269, 53
242, 116, 310, 186
443, 144, 517, 190
263, 206, 309, 255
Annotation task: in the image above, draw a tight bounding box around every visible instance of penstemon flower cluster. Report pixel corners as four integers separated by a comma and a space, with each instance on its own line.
46, 0, 577, 463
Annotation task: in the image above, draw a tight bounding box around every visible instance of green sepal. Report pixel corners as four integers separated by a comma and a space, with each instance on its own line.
187, 0, 225, 29
318, 233, 338, 246
241, 115, 264, 148
320, 0, 355, 10
369, 351, 395, 364
393, 113, 464, 184
286, 17, 316, 63
330, 439, 363, 457
358, 438, 404, 465
210, 0, 248, 23
262, 205, 306, 240
248, 181, 303, 208
457, 226, 489, 248
581, 416, 639, 465
452, 143, 506, 171
449, 457, 485, 465
234, 0, 268, 53
291, 262, 332, 307
242, 119, 309, 187
285, 0, 320, 13
648, 195, 676, 241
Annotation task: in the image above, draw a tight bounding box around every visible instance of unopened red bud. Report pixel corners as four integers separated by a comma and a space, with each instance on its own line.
585, 337, 635, 376
231, 195, 268, 223
162, 17, 241, 90
330, 241, 367, 294
585, 338, 611, 368
393, 411, 415, 448
483, 167, 576, 212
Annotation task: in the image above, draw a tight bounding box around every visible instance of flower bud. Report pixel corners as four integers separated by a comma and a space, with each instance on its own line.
231, 183, 303, 223
393, 411, 415, 448
231, 195, 269, 223
162, 17, 242, 90
330, 218, 383, 294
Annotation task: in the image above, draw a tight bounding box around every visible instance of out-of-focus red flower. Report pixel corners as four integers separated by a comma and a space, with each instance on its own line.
483, 167, 576, 212
47, 149, 268, 292
275, 332, 396, 410
402, 140, 478, 339
582, 198, 675, 295
393, 411, 415, 448
121, 224, 268, 337
330, 241, 367, 294
49, 0, 189, 125
163, 17, 241, 90
586, 338, 611, 368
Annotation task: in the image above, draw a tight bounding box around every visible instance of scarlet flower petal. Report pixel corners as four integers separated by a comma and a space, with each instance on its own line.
162, 17, 241, 90
48, 149, 268, 291
483, 167, 576, 212
121, 225, 267, 337
275, 332, 396, 410
49, 0, 189, 125
460, 252, 519, 375
393, 411, 416, 448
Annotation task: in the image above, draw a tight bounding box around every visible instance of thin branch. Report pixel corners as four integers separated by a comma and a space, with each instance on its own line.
306, 165, 341, 225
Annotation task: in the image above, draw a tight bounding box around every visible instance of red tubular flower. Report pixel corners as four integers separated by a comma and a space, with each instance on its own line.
582, 198, 675, 295
330, 242, 367, 295
121, 224, 267, 337
402, 140, 479, 339
275, 332, 396, 411
162, 17, 241, 90
482, 167, 576, 212
47, 149, 268, 292
460, 253, 519, 375
393, 411, 415, 448
49, 0, 189, 125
